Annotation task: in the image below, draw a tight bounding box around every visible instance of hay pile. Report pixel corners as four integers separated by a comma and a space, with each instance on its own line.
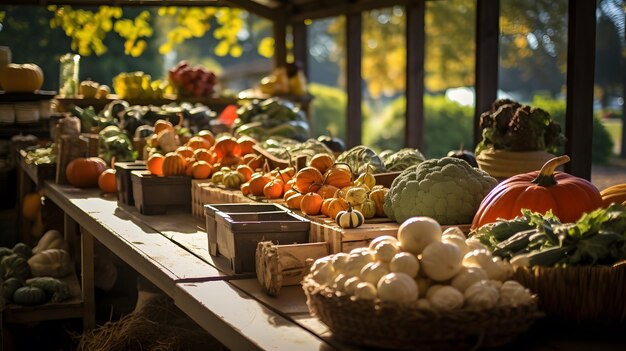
78, 294, 227, 351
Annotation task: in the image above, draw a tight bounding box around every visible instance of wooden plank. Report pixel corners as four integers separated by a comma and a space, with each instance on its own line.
174, 280, 332, 351
346, 11, 363, 147
405, 0, 425, 150
273, 14, 288, 68
564, 0, 596, 180
292, 21, 309, 74
474, 0, 500, 147
289, 0, 411, 23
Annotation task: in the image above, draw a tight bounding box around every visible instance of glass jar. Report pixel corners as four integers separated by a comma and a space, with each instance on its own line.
59, 53, 80, 97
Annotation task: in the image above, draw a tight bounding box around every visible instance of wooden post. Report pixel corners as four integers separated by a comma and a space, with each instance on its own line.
622, 9, 626, 159
564, 0, 596, 179
273, 14, 288, 68
80, 226, 96, 330
292, 21, 308, 73
474, 0, 500, 147
405, 0, 425, 150
346, 12, 363, 147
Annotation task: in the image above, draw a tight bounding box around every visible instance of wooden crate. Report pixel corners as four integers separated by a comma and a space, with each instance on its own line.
114, 161, 146, 206
131, 170, 192, 215
191, 180, 254, 218
19, 150, 57, 186
55, 134, 99, 184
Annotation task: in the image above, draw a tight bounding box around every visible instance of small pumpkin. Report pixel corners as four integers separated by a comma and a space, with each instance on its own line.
223, 171, 245, 189
12, 286, 47, 306
316, 184, 340, 199
236, 164, 254, 182
369, 187, 389, 217
214, 136, 241, 159
28, 249, 73, 278
66, 157, 107, 188
300, 192, 323, 215
154, 119, 175, 135
335, 205, 365, 228
194, 148, 215, 164
1, 254, 31, 280
472, 155, 603, 228
310, 154, 334, 174
22, 191, 42, 221
98, 168, 117, 194
327, 197, 349, 219
355, 167, 376, 190
323, 163, 353, 189
175, 145, 195, 158
358, 198, 377, 219
249, 173, 272, 196
236, 135, 258, 155
2, 277, 24, 303
295, 167, 324, 193
146, 153, 165, 176
186, 136, 212, 150
197, 130, 215, 147
286, 193, 304, 210
345, 186, 368, 206
240, 182, 251, 196
192, 161, 213, 179
263, 179, 284, 199
321, 197, 334, 217
162, 152, 186, 176
0, 63, 44, 92
600, 183, 626, 207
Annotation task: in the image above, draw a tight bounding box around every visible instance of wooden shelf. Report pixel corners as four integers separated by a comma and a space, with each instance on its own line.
0, 91, 56, 102
54, 95, 240, 113
3, 272, 84, 324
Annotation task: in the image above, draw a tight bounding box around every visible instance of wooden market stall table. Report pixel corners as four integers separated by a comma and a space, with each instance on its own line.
36, 182, 626, 351
41, 181, 339, 351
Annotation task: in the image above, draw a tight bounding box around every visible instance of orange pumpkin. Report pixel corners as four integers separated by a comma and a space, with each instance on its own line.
324, 163, 353, 189
240, 182, 251, 196
247, 154, 264, 170
66, 157, 107, 188
283, 188, 297, 201
194, 148, 214, 164
98, 168, 117, 194
310, 154, 334, 174
192, 161, 213, 179
321, 197, 334, 217
300, 192, 323, 215
0, 63, 44, 92
263, 179, 284, 199
147, 153, 165, 176
175, 145, 195, 158
327, 197, 349, 219
369, 187, 389, 217
22, 192, 42, 221
295, 167, 324, 193
286, 193, 304, 210
197, 130, 215, 147
472, 155, 603, 228
237, 136, 258, 155
186, 136, 212, 150
214, 136, 241, 159
236, 164, 254, 182
317, 184, 339, 199
162, 152, 186, 176
219, 154, 242, 167
249, 173, 271, 196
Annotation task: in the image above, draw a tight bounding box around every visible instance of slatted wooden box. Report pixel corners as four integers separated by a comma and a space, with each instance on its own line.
114, 161, 146, 206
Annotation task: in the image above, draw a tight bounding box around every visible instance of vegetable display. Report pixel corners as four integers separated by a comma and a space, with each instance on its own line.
475, 99, 565, 156
306, 216, 532, 311
233, 98, 310, 142
336, 146, 386, 176
383, 157, 497, 225
472, 155, 603, 229
380, 148, 425, 172
471, 204, 626, 266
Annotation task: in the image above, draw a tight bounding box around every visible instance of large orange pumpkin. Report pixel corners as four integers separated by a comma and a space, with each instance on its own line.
472, 155, 603, 228
249, 173, 271, 196
98, 169, 117, 193
0, 63, 44, 92
66, 157, 107, 188
310, 154, 334, 174
213, 136, 241, 159
147, 153, 165, 176
295, 167, 323, 193
323, 163, 353, 189
162, 152, 186, 176
300, 192, 323, 215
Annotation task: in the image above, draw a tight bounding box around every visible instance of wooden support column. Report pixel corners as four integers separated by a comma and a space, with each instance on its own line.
405, 0, 425, 150
80, 226, 96, 330
474, 0, 500, 147
564, 0, 596, 179
292, 21, 308, 73
346, 12, 363, 147
622, 9, 626, 159
273, 14, 288, 68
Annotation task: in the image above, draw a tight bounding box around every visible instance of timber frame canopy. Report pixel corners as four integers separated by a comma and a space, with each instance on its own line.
7, 0, 597, 179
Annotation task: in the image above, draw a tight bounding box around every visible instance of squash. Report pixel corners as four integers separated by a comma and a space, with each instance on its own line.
33, 230, 67, 254
213, 136, 241, 159
197, 130, 215, 147
321, 197, 334, 216
357, 198, 377, 219
98, 168, 117, 194
600, 183, 626, 207
146, 153, 165, 176
175, 145, 195, 159
79, 80, 99, 98
295, 167, 323, 193
0, 247, 13, 261
0, 63, 44, 92
323, 163, 353, 189
2, 277, 24, 302
286, 193, 304, 210
369, 187, 389, 217
236, 135, 257, 155
345, 187, 368, 206
309, 154, 334, 174
300, 192, 323, 215
235, 164, 254, 182
26, 277, 71, 303
186, 136, 212, 150
194, 148, 215, 164
472, 155, 603, 228
327, 197, 349, 220
162, 152, 186, 176
66, 157, 107, 188
248, 173, 272, 196
316, 184, 339, 199
1, 254, 31, 280
192, 161, 213, 179
153, 119, 174, 135
12, 243, 32, 260
397, 216, 442, 255
263, 179, 284, 199
28, 249, 73, 278
223, 171, 245, 189
22, 191, 42, 221
12, 286, 47, 306
335, 205, 365, 228
355, 168, 376, 190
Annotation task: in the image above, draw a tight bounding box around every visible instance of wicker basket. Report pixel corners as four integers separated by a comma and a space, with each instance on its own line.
476, 149, 555, 179
303, 277, 543, 350
513, 262, 626, 324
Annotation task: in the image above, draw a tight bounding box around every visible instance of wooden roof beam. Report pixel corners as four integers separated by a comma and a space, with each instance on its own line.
288, 0, 410, 23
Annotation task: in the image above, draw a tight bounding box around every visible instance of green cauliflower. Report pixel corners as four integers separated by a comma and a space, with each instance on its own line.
383, 157, 498, 225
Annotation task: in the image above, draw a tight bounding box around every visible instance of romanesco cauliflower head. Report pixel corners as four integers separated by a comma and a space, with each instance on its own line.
383, 157, 498, 225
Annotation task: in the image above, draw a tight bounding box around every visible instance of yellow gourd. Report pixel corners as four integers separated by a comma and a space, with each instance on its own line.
0, 63, 44, 92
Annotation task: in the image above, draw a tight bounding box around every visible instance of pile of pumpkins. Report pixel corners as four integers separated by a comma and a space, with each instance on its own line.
281, 154, 390, 229
65, 156, 117, 194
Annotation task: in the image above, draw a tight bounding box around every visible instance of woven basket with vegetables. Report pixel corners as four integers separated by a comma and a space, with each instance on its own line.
303, 217, 543, 350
